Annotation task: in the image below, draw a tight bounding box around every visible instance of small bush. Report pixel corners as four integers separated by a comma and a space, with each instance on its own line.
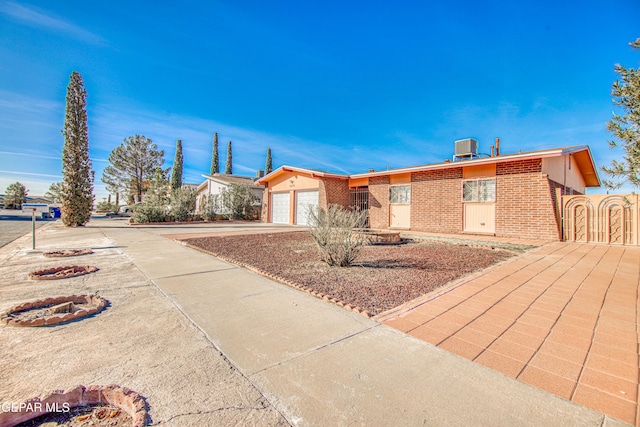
307, 204, 370, 267
169, 188, 196, 221
219, 184, 259, 220
95, 200, 118, 212
132, 203, 165, 223
132, 167, 168, 223
201, 194, 218, 222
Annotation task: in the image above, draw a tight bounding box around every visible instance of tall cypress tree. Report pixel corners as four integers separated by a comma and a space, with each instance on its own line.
210, 132, 219, 175
171, 139, 184, 190
61, 71, 94, 226
265, 147, 273, 174
225, 140, 233, 174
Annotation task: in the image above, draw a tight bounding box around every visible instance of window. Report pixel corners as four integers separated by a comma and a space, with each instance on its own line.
390, 185, 411, 204
463, 179, 495, 202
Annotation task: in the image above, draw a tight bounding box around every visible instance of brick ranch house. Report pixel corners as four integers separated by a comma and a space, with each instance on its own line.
256, 145, 600, 241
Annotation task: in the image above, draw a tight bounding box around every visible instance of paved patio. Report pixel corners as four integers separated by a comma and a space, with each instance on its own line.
378, 242, 639, 425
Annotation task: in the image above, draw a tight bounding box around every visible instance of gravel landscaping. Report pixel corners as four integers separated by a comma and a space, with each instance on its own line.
185, 231, 515, 316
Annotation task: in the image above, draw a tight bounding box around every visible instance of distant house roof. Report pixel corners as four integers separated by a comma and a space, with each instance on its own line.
0, 195, 53, 207
200, 173, 264, 189
255, 166, 348, 185
27, 196, 54, 204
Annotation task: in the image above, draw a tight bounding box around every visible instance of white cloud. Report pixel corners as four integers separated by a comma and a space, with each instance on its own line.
0, 2, 107, 45
0, 170, 61, 179
0, 151, 61, 161
0, 172, 61, 197
90, 104, 353, 176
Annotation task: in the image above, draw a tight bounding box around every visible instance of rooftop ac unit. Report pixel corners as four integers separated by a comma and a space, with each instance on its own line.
454, 138, 478, 157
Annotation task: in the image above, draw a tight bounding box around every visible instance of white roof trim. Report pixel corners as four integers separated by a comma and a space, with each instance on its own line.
350, 146, 591, 178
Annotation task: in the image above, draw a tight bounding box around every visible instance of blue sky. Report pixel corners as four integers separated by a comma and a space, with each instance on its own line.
0, 1, 638, 201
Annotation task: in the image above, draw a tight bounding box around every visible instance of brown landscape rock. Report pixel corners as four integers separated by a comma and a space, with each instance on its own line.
185, 231, 512, 315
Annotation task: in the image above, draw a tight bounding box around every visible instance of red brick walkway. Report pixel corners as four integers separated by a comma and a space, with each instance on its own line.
378, 242, 640, 425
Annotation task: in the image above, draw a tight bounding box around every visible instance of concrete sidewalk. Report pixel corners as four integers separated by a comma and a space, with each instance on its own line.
91, 219, 627, 426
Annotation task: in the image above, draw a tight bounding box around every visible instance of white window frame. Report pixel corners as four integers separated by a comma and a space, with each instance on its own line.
463, 179, 496, 203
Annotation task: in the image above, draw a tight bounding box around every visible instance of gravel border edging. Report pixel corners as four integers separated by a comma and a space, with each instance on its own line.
0, 384, 148, 427
1, 294, 108, 327
28, 265, 99, 280
43, 249, 94, 258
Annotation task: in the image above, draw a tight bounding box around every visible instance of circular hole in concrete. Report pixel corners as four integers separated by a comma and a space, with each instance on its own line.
1, 384, 148, 427
1, 294, 108, 327
43, 249, 94, 258
28, 265, 99, 280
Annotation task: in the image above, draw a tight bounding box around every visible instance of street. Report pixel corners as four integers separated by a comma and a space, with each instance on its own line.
0, 215, 50, 248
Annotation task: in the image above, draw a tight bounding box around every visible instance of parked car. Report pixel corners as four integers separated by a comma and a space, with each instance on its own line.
118, 205, 133, 215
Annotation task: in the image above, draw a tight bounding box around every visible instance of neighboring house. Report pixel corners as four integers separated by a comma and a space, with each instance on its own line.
27, 196, 54, 205
0, 195, 53, 209
195, 173, 264, 216
256, 145, 601, 241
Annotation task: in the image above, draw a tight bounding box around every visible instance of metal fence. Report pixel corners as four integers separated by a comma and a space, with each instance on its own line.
349, 187, 369, 228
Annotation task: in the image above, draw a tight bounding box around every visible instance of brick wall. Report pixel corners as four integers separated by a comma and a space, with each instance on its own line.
319, 178, 350, 210
368, 176, 390, 229
367, 159, 566, 240
411, 168, 463, 233
261, 159, 571, 240
260, 186, 269, 223
495, 159, 560, 240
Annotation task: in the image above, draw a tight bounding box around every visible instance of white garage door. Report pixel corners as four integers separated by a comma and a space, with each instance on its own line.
296, 191, 319, 226
272, 192, 290, 224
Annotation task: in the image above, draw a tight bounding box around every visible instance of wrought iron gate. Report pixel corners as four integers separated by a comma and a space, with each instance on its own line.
349, 187, 369, 228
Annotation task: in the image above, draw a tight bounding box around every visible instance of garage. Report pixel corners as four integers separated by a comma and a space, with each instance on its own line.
271, 192, 290, 224
296, 190, 319, 226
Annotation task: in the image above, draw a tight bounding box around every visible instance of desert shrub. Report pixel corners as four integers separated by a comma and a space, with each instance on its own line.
132, 203, 165, 223
132, 167, 168, 223
95, 200, 118, 212
169, 188, 196, 221
219, 184, 259, 220
307, 204, 370, 267
201, 194, 218, 221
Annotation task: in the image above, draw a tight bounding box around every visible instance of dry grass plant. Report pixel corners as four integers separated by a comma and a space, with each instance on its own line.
307, 204, 370, 267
